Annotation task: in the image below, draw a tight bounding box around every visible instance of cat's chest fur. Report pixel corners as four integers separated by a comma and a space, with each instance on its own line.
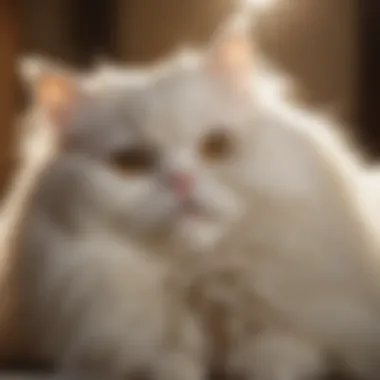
193, 201, 380, 375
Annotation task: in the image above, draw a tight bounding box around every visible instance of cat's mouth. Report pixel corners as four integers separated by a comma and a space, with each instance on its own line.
174, 199, 227, 253
179, 197, 215, 221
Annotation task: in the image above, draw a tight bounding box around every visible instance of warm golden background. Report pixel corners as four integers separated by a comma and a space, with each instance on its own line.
0, 0, 367, 198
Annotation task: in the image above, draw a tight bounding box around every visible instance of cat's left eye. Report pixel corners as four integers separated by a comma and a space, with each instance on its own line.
199, 128, 235, 162
110, 147, 157, 175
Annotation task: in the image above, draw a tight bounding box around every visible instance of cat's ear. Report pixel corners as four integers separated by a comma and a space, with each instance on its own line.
18, 56, 83, 126
205, 13, 254, 91
35, 73, 80, 124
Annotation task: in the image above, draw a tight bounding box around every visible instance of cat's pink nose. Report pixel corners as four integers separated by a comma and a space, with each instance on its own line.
170, 172, 195, 197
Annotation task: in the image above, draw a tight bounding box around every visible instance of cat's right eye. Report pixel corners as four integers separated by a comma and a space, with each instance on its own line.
199, 128, 235, 162
110, 147, 157, 175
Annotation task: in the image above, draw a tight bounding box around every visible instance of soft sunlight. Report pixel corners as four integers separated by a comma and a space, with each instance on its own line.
243, 0, 279, 11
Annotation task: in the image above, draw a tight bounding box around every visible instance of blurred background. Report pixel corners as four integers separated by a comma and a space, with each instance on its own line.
0, 0, 375, 198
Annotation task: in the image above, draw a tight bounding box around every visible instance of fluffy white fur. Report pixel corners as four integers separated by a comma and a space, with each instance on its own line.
360, 166, 380, 211
17, 12, 380, 380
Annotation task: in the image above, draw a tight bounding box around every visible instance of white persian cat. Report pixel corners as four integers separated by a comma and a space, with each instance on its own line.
15, 9, 380, 380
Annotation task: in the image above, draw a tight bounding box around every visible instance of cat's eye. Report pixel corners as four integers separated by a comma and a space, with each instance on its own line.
110, 147, 157, 175
199, 129, 235, 162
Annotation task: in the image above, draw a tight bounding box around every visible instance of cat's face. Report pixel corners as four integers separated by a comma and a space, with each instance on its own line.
55, 83, 246, 254
44, 73, 250, 256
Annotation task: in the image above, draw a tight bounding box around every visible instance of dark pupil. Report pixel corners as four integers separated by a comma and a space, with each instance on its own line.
202, 131, 232, 160
112, 147, 156, 173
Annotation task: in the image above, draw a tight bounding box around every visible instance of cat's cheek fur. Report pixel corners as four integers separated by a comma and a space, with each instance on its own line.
86, 168, 179, 234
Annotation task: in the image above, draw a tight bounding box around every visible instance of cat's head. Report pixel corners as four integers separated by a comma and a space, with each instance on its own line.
23, 72, 231, 256
17, 59, 197, 252
32, 62, 251, 257
32, 15, 269, 255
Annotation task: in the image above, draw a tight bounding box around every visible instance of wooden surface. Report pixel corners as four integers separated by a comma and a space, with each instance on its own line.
117, 0, 234, 62
0, 0, 18, 199
0, 375, 50, 380
21, 0, 73, 61
358, 0, 380, 157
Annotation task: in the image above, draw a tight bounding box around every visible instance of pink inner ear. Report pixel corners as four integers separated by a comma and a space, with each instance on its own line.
36, 74, 79, 125
215, 37, 252, 70
209, 34, 253, 92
